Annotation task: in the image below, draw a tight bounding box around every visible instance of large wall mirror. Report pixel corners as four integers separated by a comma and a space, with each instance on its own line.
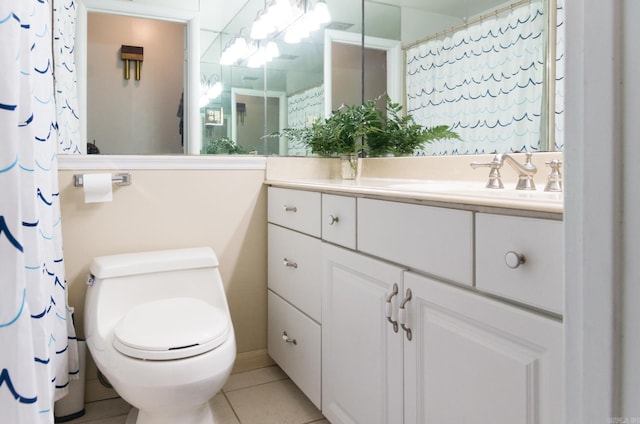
74, 0, 562, 157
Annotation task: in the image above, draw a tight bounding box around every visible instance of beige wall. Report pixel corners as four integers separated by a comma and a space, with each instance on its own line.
58, 167, 267, 400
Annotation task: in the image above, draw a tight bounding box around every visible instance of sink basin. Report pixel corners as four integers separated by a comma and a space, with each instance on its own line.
383, 180, 563, 203
387, 180, 485, 192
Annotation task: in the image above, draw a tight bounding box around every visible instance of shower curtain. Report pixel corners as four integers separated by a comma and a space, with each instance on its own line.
406, 0, 545, 155
1, 0, 78, 422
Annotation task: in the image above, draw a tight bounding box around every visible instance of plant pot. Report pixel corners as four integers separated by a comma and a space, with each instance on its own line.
340, 153, 358, 179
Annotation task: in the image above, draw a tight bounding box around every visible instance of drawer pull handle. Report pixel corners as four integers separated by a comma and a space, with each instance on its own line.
283, 258, 298, 269
283, 205, 298, 213
505, 251, 526, 269
329, 214, 339, 225
385, 283, 399, 333
398, 288, 413, 341
282, 331, 297, 345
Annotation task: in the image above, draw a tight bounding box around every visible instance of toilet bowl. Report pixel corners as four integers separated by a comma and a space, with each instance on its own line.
84, 247, 236, 424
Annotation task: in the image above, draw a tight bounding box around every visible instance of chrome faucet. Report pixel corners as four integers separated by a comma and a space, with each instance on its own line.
470, 152, 538, 190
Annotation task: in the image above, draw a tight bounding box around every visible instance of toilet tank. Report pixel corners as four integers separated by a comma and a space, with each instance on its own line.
85, 247, 229, 345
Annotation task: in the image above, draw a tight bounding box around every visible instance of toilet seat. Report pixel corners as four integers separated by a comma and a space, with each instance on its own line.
113, 297, 229, 361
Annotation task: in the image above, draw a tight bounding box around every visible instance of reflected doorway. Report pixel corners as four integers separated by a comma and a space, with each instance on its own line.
324, 30, 401, 117
331, 43, 387, 110
231, 89, 287, 155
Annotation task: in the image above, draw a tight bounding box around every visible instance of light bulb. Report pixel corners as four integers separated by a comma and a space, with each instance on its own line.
314, 1, 331, 25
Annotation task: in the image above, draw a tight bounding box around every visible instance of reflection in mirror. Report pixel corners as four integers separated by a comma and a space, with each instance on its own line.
323, 30, 402, 118
402, 0, 563, 155
199, 0, 562, 157
76, 0, 200, 155
72, 0, 562, 157
230, 89, 287, 155
87, 13, 184, 154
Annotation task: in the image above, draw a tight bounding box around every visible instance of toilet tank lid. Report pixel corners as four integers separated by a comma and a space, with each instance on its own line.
90, 247, 219, 279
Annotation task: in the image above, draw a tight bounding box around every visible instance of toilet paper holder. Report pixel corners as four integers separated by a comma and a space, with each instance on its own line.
73, 173, 132, 187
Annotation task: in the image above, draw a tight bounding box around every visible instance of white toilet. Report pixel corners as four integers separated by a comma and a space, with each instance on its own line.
84, 247, 236, 424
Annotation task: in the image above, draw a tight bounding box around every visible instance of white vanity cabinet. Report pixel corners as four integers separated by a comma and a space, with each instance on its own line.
267, 187, 322, 408
267, 185, 564, 424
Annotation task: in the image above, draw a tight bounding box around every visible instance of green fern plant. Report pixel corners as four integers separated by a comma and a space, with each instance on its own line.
277, 95, 459, 157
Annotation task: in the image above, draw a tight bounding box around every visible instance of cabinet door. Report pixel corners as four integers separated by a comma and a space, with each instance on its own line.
322, 244, 404, 424
403, 272, 563, 424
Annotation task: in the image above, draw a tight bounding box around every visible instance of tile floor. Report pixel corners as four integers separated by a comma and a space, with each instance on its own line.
62, 365, 328, 424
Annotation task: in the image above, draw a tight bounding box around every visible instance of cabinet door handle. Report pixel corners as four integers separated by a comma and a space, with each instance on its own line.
505, 250, 526, 269
385, 283, 399, 333
283, 205, 298, 213
282, 331, 297, 345
283, 258, 298, 269
329, 214, 339, 225
398, 288, 413, 341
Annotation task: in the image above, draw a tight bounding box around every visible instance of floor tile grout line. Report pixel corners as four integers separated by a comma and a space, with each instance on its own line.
222, 390, 243, 424
222, 375, 291, 394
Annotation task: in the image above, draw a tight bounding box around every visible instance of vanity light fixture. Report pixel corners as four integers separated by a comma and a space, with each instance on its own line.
220, 34, 250, 65
223, 0, 330, 65
247, 41, 280, 68
283, 0, 331, 44
251, 0, 296, 40
313, 0, 331, 25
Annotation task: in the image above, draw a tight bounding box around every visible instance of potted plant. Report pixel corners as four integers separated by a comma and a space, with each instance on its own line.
279, 103, 369, 178
278, 95, 460, 177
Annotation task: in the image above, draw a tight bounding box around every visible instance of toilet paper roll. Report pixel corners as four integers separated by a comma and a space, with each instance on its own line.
83, 173, 113, 203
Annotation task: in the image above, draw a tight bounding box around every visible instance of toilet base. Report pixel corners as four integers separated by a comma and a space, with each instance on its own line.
125, 402, 215, 424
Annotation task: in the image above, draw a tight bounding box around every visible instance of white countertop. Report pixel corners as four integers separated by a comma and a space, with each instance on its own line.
265, 177, 564, 215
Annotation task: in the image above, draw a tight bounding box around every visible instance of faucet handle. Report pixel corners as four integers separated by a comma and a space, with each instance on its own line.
470, 159, 504, 189
523, 152, 536, 170
544, 159, 563, 192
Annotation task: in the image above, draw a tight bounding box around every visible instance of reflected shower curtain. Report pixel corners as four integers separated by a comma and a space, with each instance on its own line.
1, 0, 78, 422
406, 0, 545, 155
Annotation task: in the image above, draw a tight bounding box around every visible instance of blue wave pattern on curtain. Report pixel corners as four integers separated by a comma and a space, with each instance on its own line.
406, 1, 545, 156
53, 0, 81, 154
287, 84, 324, 156
0, 0, 78, 422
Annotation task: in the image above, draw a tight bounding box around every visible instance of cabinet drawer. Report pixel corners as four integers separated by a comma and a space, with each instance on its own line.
357, 198, 474, 286
268, 187, 321, 237
268, 291, 321, 409
476, 213, 563, 314
322, 194, 356, 249
268, 224, 322, 322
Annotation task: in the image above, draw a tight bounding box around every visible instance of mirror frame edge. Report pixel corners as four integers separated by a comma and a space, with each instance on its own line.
74, 0, 201, 156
